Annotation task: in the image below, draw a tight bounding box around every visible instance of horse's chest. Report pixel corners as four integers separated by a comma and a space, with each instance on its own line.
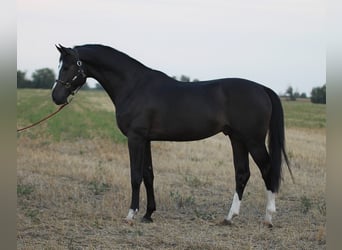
115, 113, 131, 136
116, 111, 148, 137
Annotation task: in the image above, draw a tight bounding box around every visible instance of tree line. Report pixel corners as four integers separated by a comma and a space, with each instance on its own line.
17, 68, 326, 104
17, 68, 56, 89
310, 84, 326, 104
285, 85, 326, 104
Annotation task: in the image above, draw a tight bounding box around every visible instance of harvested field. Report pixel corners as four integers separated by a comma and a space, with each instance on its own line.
17, 90, 326, 249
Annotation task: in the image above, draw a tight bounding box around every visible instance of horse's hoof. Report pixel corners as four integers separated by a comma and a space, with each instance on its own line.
123, 218, 134, 226
141, 216, 153, 223
218, 219, 233, 226
263, 220, 273, 228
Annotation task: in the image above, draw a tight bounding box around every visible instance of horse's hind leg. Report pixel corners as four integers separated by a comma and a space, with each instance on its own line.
224, 137, 250, 224
248, 143, 276, 227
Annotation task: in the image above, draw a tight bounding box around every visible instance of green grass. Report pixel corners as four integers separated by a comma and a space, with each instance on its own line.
282, 100, 326, 129
17, 184, 34, 197
17, 90, 325, 142
17, 89, 126, 142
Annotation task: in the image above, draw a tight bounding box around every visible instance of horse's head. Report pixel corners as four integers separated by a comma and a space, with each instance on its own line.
52, 44, 87, 105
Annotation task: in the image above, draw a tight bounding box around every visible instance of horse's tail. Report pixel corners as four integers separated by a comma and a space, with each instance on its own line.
264, 87, 293, 192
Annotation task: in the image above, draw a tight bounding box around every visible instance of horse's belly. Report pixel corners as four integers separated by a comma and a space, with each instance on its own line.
149, 117, 223, 141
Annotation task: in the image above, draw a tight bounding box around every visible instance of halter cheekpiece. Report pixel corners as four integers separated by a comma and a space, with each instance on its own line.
55, 48, 87, 95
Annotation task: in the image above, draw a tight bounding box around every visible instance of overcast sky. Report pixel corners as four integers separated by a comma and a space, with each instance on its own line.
17, 0, 325, 95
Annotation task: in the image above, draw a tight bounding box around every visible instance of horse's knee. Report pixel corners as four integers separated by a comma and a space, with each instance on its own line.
144, 169, 154, 182
131, 176, 143, 189
143, 165, 154, 184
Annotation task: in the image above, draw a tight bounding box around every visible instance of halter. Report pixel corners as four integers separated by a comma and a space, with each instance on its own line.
55, 49, 87, 96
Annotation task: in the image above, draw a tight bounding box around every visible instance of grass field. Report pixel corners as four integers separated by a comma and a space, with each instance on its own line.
17, 89, 326, 249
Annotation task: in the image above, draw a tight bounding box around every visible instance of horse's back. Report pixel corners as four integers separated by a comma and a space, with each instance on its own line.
141, 77, 272, 141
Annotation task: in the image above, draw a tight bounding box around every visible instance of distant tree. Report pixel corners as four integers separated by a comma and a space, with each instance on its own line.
17, 70, 26, 88
286, 86, 296, 101
180, 75, 191, 82
286, 86, 293, 96
300, 93, 307, 98
31, 68, 56, 89
171, 75, 199, 83
17, 70, 33, 88
311, 84, 326, 104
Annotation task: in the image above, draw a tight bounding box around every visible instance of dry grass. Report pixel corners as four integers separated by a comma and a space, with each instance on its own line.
17, 91, 326, 249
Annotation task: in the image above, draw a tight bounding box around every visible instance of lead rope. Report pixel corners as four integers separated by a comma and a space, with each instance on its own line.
18, 48, 84, 133
17, 103, 68, 132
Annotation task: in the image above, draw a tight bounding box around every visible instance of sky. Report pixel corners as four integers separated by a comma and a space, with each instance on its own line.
17, 0, 325, 95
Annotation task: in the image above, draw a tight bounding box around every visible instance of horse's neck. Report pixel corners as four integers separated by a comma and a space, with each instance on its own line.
86, 67, 130, 105
84, 57, 146, 107
79, 46, 156, 106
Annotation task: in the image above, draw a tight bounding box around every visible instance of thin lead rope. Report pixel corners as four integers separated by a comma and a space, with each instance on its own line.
17, 103, 68, 132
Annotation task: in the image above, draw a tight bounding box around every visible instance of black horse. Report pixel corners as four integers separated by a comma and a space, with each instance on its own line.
52, 44, 292, 226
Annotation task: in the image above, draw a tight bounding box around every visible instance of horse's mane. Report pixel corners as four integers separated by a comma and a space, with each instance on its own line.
74, 44, 148, 70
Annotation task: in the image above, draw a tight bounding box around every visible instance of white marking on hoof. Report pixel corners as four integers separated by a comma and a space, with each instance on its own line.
125, 208, 138, 221
225, 192, 241, 222
265, 190, 276, 225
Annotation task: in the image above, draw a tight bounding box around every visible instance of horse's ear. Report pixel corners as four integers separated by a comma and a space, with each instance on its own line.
55, 44, 72, 56
55, 44, 63, 54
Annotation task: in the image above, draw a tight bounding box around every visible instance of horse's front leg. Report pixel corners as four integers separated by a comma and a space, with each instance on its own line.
142, 141, 156, 222
125, 136, 146, 222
